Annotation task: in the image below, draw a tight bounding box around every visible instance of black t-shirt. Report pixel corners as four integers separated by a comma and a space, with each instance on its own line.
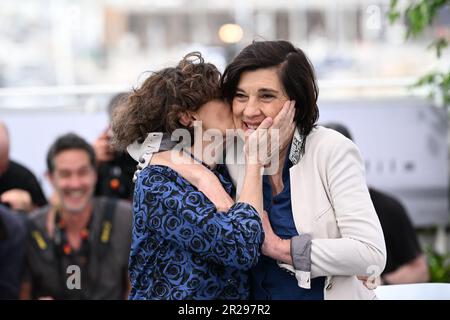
369, 188, 422, 275
95, 152, 135, 201
25, 197, 132, 299
0, 160, 47, 207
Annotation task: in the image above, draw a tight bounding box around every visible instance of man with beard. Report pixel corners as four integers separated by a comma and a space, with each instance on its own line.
20, 133, 132, 299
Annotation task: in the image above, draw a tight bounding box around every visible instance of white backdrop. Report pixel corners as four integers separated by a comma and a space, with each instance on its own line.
319, 97, 448, 227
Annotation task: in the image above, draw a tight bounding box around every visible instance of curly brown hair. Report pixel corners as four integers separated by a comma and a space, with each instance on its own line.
111, 52, 222, 150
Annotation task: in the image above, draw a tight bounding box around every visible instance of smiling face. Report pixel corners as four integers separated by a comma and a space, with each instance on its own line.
49, 149, 97, 215
232, 68, 288, 133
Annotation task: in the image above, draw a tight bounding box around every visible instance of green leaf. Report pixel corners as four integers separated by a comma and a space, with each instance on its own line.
388, 0, 401, 23
414, 73, 436, 87
388, 1, 450, 110
388, 11, 401, 23
390, 0, 399, 10
425, 247, 450, 282
427, 38, 448, 57
406, 4, 428, 38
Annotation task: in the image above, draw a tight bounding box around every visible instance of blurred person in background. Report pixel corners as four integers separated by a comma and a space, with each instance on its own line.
93, 93, 135, 201
0, 122, 47, 212
324, 122, 429, 285
20, 133, 132, 299
0, 204, 27, 299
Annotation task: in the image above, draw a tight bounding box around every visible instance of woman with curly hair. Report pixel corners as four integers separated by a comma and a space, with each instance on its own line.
111, 52, 295, 300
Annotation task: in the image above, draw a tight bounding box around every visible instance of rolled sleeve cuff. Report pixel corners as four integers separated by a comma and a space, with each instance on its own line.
291, 234, 312, 289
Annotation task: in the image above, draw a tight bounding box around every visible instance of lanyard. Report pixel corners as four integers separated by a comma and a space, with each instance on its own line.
53, 212, 92, 299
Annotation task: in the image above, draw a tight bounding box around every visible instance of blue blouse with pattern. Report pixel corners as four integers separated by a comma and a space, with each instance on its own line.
129, 164, 264, 300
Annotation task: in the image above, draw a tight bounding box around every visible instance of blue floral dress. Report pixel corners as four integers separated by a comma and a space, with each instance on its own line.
129, 164, 264, 300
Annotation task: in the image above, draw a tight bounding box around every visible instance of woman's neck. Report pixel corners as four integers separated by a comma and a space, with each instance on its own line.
185, 141, 219, 168
186, 137, 223, 170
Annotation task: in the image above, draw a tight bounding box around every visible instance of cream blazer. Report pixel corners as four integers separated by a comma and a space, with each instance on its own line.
226, 126, 387, 300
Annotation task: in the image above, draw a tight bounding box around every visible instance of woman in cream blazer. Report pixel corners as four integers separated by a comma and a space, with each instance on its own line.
228, 126, 386, 299
222, 40, 386, 300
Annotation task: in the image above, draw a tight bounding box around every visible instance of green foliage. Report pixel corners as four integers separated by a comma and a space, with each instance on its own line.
426, 247, 450, 282
390, 1, 450, 283
413, 69, 450, 105
388, 0, 450, 108
388, 0, 401, 22
389, 0, 449, 39
427, 37, 448, 58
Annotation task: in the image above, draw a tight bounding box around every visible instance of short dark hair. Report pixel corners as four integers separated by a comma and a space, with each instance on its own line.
46, 133, 96, 173
221, 40, 319, 152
